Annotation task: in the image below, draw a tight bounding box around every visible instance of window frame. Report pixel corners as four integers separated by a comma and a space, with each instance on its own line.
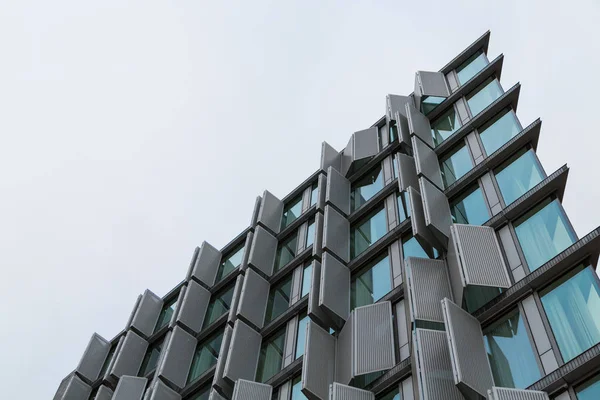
465, 76, 504, 118
202, 283, 236, 330
492, 146, 546, 207
477, 107, 522, 157
264, 273, 294, 325
449, 183, 490, 226
256, 327, 287, 383
275, 232, 299, 272
186, 329, 225, 385
351, 251, 393, 310
350, 163, 385, 212
215, 242, 245, 283
455, 50, 490, 85
439, 140, 475, 188
430, 103, 462, 147
350, 202, 388, 259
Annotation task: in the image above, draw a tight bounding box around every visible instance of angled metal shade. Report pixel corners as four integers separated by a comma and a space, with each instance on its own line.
156, 326, 196, 389
353, 301, 396, 375
223, 320, 262, 384
130, 289, 163, 338
488, 387, 549, 400
412, 136, 444, 191
112, 376, 147, 400
191, 241, 223, 287
75, 333, 111, 383
419, 177, 452, 246
326, 166, 351, 216
257, 190, 284, 234
236, 267, 270, 329
232, 379, 273, 400
319, 251, 350, 330
406, 257, 453, 323
248, 226, 278, 276
330, 383, 374, 400
302, 321, 335, 400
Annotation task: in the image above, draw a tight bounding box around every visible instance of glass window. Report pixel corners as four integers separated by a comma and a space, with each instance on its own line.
215, 244, 244, 283
291, 375, 308, 399
431, 106, 461, 147
310, 183, 318, 207
495, 149, 544, 206
154, 297, 178, 333
351, 254, 392, 310
139, 338, 163, 376
397, 191, 411, 223
392, 154, 398, 179
265, 274, 293, 324
514, 198, 576, 271
301, 263, 312, 298
576, 373, 600, 400
450, 185, 489, 225
351, 204, 387, 259
256, 329, 286, 382
305, 219, 315, 249
466, 77, 503, 117
282, 196, 303, 229
98, 343, 117, 379
187, 331, 224, 383
456, 51, 488, 84
275, 233, 298, 272
390, 124, 398, 143
421, 96, 445, 116
483, 308, 541, 388
295, 313, 309, 359
402, 235, 438, 259
351, 165, 384, 212
541, 266, 600, 362
203, 285, 235, 329
377, 387, 402, 400
440, 144, 473, 188
187, 386, 210, 400
479, 109, 521, 155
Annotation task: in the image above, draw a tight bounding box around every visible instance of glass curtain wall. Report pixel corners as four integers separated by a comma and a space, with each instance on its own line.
576, 374, 600, 400
282, 197, 303, 229
431, 107, 461, 146
154, 297, 178, 333
203, 285, 235, 328
264, 275, 293, 324
495, 148, 544, 206
467, 78, 503, 116
256, 329, 286, 382
295, 314, 309, 359
215, 244, 244, 283
351, 165, 384, 212
351, 205, 387, 259
456, 51, 488, 84
275, 233, 298, 272
351, 254, 392, 310
450, 185, 489, 225
479, 109, 521, 155
440, 144, 473, 188
187, 331, 224, 383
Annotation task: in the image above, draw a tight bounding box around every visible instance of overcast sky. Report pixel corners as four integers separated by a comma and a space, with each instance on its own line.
1, 1, 599, 398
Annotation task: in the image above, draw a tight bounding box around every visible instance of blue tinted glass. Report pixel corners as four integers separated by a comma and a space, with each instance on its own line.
310, 184, 318, 206
275, 233, 298, 271
397, 191, 411, 223
541, 267, 600, 362
483, 309, 541, 388
282, 197, 303, 229
450, 186, 489, 225
292, 376, 308, 399
402, 236, 437, 259
440, 145, 473, 188
514, 199, 576, 271
265, 275, 292, 324
351, 256, 391, 309
456, 51, 488, 84
295, 314, 309, 359
154, 297, 178, 333
479, 109, 521, 155
467, 78, 503, 116
421, 96, 445, 115
351, 166, 384, 211
187, 332, 224, 383
301, 263, 312, 298
495, 149, 544, 206
431, 107, 461, 146
392, 155, 398, 179
351, 206, 387, 258
305, 220, 315, 248
216, 245, 245, 282
377, 388, 401, 400
256, 329, 286, 382
577, 374, 600, 400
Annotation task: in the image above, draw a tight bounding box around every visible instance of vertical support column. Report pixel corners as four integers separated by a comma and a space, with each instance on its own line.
521, 296, 559, 374
385, 193, 399, 231
480, 172, 504, 215
289, 265, 304, 306
382, 154, 395, 185
389, 239, 403, 288
455, 98, 471, 124
497, 225, 527, 282
465, 131, 485, 165
282, 315, 299, 368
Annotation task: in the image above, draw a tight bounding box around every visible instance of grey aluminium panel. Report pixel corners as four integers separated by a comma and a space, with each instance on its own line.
415, 71, 451, 98
177, 280, 211, 334
330, 383, 375, 400
319, 251, 350, 330
326, 166, 351, 216
442, 298, 494, 400
110, 330, 148, 378
336, 312, 353, 385
488, 387, 549, 400
407, 187, 438, 257
396, 300, 410, 360
419, 177, 452, 244
248, 225, 278, 276
236, 267, 270, 329
156, 326, 196, 389
223, 320, 262, 383
227, 275, 244, 326
405, 100, 435, 148
321, 141, 342, 173
147, 380, 181, 400
308, 260, 329, 326
232, 379, 273, 400
131, 289, 163, 338
94, 386, 114, 400
412, 136, 443, 190
302, 321, 335, 400
386, 94, 410, 125
53, 374, 92, 400
397, 153, 419, 192
352, 127, 379, 162
191, 241, 223, 287
353, 301, 396, 375
112, 376, 148, 400
212, 325, 233, 396
312, 211, 324, 258
406, 258, 453, 323
322, 205, 350, 263
257, 190, 284, 234
75, 333, 110, 383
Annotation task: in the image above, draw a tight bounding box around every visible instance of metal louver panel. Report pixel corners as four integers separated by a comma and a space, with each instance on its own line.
308, 260, 329, 326
352, 127, 379, 162
330, 383, 375, 400
131, 289, 163, 338
156, 326, 196, 389
209, 389, 227, 400
488, 387, 549, 400
147, 380, 181, 400
407, 187, 437, 256
177, 280, 211, 334
302, 321, 335, 400
326, 166, 351, 216
321, 141, 342, 173
191, 241, 223, 287
442, 298, 494, 399
223, 320, 262, 383
354, 302, 396, 375
335, 312, 353, 385
112, 376, 147, 400
419, 177, 452, 244
406, 100, 435, 148
397, 153, 419, 192
110, 330, 148, 378
212, 325, 233, 396
447, 224, 511, 305
94, 386, 113, 400
319, 251, 350, 330
53, 374, 92, 400
406, 258, 452, 323
75, 333, 110, 383
415, 71, 451, 101
323, 205, 350, 263
386, 94, 410, 124
227, 275, 244, 326
257, 190, 284, 234
236, 267, 270, 328
414, 329, 464, 400
232, 380, 273, 400
248, 226, 278, 276
312, 211, 324, 258
412, 136, 444, 190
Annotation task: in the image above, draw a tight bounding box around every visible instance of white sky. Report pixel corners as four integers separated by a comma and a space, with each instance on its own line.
1, 1, 599, 398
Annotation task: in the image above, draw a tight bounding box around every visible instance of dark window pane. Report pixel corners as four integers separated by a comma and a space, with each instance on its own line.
203, 285, 235, 329
397, 191, 411, 223
351, 205, 387, 259
495, 149, 544, 206
389, 125, 398, 143
514, 198, 576, 271
139, 338, 163, 376
456, 51, 488, 84
440, 144, 473, 188
154, 297, 178, 333
351, 255, 391, 310
301, 263, 312, 298
479, 109, 521, 155
295, 314, 309, 359
421, 96, 445, 116
450, 185, 489, 225
305, 220, 315, 249
265, 275, 293, 324
577, 373, 600, 400
310, 183, 318, 207
431, 107, 461, 146
187, 331, 224, 383
256, 329, 286, 382
282, 197, 303, 229
376, 387, 402, 400
466, 78, 503, 116
351, 166, 384, 212
541, 267, 600, 362
483, 308, 541, 388
275, 233, 298, 272
216, 244, 244, 283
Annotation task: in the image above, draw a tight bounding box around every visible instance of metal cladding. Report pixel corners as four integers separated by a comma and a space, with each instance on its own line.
57, 32, 598, 400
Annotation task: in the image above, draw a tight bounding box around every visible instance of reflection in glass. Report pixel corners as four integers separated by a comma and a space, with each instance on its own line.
541, 267, 600, 362
139, 338, 163, 376
256, 329, 286, 382
154, 297, 178, 333
397, 191, 411, 223
301, 263, 312, 298
282, 197, 303, 229
421, 96, 446, 115
291, 375, 308, 399
265, 274, 292, 324
351, 166, 384, 212
467, 78, 503, 116
495, 149, 544, 206
456, 51, 488, 84
576, 373, 600, 400
215, 244, 244, 283
440, 144, 473, 188
351, 255, 391, 310
275, 233, 298, 272
295, 314, 309, 359
402, 236, 437, 259
310, 183, 318, 207
431, 107, 461, 146
203, 285, 235, 328
351, 205, 387, 259
305, 220, 315, 248
483, 309, 541, 388
514, 198, 576, 271
450, 185, 489, 225
187, 331, 224, 383
479, 109, 521, 155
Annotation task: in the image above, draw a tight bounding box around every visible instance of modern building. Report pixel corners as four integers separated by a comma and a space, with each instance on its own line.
54, 31, 600, 400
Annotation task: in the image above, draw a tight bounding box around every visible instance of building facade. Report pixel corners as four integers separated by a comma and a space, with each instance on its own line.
54, 32, 600, 400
